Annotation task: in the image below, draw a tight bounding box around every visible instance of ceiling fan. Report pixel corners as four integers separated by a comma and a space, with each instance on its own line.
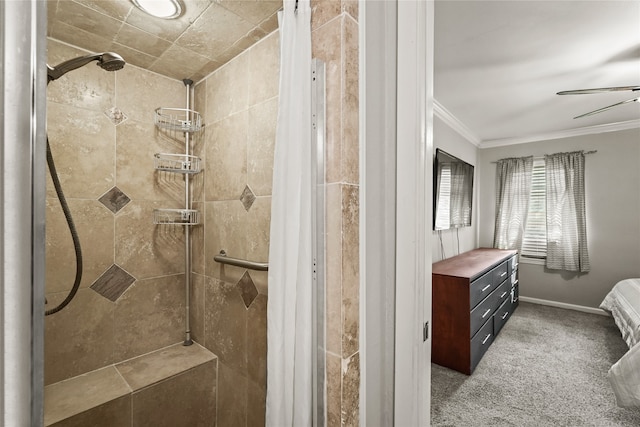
557, 85, 640, 119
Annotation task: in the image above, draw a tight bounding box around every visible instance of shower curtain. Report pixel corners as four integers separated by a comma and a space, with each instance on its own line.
266, 0, 313, 426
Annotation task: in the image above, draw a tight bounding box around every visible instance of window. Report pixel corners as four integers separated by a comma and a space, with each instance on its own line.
521, 159, 546, 258
434, 164, 451, 229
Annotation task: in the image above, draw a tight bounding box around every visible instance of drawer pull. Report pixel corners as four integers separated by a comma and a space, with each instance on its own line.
500, 291, 508, 299
481, 284, 491, 292
500, 271, 507, 277
482, 308, 491, 319
482, 334, 492, 345
501, 311, 509, 320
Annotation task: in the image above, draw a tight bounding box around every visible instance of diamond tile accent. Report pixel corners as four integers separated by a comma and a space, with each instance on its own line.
104, 106, 128, 126
239, 185, 256, 212
91, 264, 136, 302
237, 271, 258, 308
99, 186, 131, 214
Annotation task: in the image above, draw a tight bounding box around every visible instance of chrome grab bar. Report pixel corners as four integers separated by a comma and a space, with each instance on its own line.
213, 250, 269, 271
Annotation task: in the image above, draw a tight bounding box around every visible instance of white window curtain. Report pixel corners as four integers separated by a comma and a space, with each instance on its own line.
493, 156, 533, 250
544, 151, 590, 272
266, 1, 313, 426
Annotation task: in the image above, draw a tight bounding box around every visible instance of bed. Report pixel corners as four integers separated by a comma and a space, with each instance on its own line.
600, 278, 640, 407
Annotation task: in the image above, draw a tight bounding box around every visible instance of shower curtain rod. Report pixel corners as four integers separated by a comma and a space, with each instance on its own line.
213, 250, 269, 271
490, 150, 597, 163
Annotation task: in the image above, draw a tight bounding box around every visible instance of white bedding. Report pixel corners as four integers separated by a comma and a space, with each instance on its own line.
608, 341, 640, 408
600, 278, 640, 407
600, 278, 640, 349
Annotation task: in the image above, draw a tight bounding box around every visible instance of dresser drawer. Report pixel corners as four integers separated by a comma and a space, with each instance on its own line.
470, 270, 494, 309
493, 298, 513, 336
470, 287, 500, 337
495, 279, 511, 307
492, 260, 509, 285
470, 317, 494, 373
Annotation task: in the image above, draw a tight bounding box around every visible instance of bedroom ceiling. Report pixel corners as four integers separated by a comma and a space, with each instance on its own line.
47, 0, 281, 82
434, 0, 640, 145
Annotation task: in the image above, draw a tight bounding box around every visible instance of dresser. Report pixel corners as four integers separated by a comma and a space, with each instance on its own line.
432, 248, 519, 374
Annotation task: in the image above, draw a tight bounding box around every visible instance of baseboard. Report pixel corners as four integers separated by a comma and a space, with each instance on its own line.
519, 296, 609, 316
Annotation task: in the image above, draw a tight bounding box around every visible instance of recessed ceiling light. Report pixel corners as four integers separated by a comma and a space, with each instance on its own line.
131, 0, 183, 19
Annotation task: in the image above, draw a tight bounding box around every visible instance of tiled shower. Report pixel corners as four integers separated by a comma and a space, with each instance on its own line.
44, 1, 360, 426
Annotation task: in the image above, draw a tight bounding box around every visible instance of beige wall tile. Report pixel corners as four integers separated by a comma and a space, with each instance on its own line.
114, 275, 185, 361
204, 201, 248, 285
246, 377, 266, 427
47, 40, 116, 111
204, 52, 250, 123
326, 352, 341, 427
248, 32, 280, 106
71, 0, 132, 21
205, 111, 249, 201
45, 199, 114, 294
190, 273, 206, 344
116, 119, 184, 203
245, 196, 271, 294
343, 0, 358, 22
44, 289, 115, 385
114, 200, 185, 280
54, 1, 120, 42
109, 42, 158, 71
46, 103, 115, 199
342, 352, 360, 426
342, 184, 359, 357
47, 395, 131, 427
342, 17, 359, 185
311, 0, 341, 32
203, 277, 248, 373
117, 65, 185, 124
246, 294, 267, 389
248, 97, 278, 197
217, 362, 247, 427
44, 365, 130, 426
131, 361, 216, 426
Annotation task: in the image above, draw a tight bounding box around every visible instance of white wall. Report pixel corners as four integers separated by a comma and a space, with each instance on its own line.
477, 128, 640, 308
432, 116, 478, 262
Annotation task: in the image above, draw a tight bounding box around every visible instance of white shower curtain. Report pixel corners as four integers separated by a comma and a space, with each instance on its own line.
266, 1, 313, 426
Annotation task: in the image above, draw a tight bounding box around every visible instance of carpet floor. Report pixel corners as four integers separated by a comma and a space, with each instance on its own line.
431, 301, 640, 426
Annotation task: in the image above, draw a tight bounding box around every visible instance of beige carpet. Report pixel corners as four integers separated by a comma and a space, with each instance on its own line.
431, 302, 640, 426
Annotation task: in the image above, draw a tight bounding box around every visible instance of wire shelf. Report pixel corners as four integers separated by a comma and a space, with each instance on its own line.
154, 153, 201, 174
154, 107, 202, 133
153, 209, 200, 225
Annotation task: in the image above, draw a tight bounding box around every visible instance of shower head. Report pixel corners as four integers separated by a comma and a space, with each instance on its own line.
47, 52, 125, 83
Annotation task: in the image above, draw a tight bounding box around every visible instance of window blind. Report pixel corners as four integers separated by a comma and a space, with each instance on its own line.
521, 159, 546, 258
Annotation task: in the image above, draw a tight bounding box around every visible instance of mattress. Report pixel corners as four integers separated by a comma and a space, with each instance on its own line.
600, 278, 640, 349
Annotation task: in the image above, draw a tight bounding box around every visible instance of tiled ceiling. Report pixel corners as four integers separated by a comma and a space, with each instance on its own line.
47, 0, 282, 82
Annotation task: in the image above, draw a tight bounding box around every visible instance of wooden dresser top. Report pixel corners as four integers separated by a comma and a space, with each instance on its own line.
432, 248, 517, 280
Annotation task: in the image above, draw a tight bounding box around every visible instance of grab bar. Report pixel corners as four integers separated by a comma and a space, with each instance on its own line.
213, 250, 269, 271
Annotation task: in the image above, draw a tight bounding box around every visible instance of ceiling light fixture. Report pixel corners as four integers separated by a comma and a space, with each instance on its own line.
131, 0, 183, 19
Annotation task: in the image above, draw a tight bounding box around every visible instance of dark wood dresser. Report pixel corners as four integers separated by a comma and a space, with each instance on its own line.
432, 248, 519, 374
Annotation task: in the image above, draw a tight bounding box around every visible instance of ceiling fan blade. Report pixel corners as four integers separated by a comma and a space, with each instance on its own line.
558, 86, 640, 95
573, 97, 639, 119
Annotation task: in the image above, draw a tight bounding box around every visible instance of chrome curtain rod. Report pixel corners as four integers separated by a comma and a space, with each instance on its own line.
213, 250, 269, 271
491, 150, 597, 163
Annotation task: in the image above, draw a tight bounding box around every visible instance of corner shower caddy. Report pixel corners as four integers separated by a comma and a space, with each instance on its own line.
152, 80, 202, 345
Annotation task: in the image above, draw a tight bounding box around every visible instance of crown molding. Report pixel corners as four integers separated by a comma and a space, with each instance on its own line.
433, 99, 481, 146
480, 119, 640, 148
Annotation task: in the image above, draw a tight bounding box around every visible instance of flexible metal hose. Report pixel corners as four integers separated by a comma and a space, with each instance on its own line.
45, 136, 83, 315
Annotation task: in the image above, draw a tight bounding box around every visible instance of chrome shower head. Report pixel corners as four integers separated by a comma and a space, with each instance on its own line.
47, 52, 125, 83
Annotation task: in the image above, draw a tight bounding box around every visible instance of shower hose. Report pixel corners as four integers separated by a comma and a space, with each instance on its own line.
45, 136, 83, 316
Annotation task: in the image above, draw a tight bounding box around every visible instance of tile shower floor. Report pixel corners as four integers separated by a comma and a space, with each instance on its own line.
44, 342, 217, 426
